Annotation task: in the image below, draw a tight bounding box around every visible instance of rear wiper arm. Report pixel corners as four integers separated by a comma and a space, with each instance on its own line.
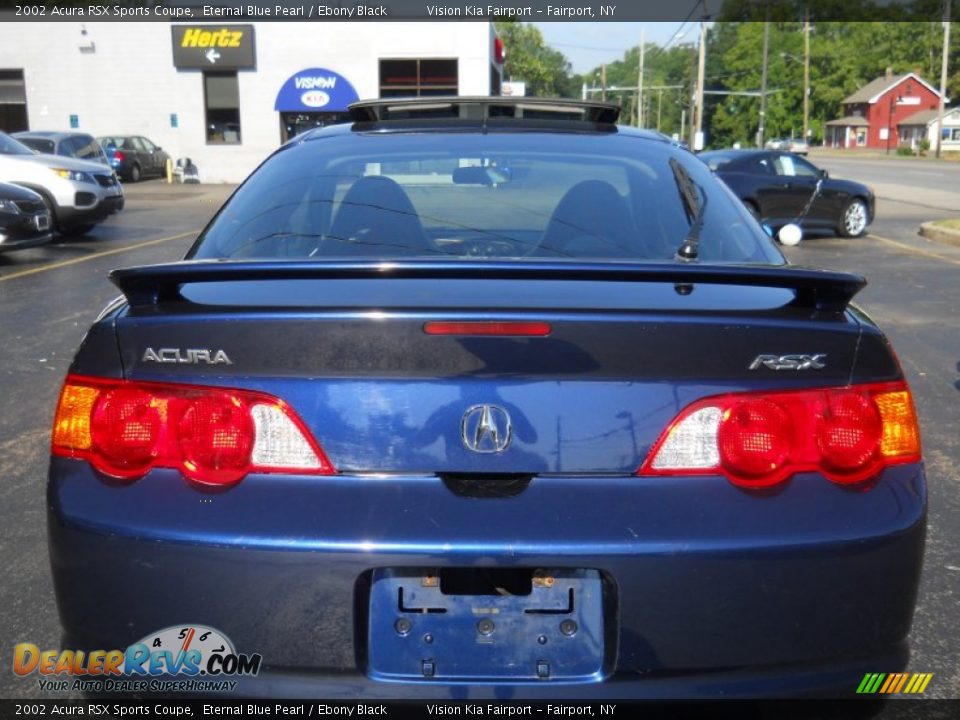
670, 157, 708, 261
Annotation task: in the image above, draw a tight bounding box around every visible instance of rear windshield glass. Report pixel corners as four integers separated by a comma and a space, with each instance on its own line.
190, 131, 782, 265
16, 137, 56, 154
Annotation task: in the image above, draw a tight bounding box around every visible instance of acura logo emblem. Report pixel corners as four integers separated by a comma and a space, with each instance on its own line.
461, 405, 512, 454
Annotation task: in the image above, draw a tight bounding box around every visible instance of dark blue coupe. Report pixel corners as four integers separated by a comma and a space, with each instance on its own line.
48, 98, 924, 699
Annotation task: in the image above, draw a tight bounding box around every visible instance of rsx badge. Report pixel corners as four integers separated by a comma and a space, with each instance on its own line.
143, 348, 233, 365
749, 354, 827, 371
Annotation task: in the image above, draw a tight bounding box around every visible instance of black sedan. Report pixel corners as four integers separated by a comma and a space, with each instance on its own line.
97, 136, 170, 182
0, 181, 52, 252
699, 149, 875, 238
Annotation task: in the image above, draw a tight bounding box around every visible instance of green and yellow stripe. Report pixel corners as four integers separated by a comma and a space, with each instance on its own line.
857, 672, 933, 694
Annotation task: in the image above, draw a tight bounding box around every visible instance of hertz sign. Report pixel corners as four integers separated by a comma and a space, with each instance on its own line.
171, 25, 256, 69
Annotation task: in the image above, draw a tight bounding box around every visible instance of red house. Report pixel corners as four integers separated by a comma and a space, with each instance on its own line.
825, 70, 942, 149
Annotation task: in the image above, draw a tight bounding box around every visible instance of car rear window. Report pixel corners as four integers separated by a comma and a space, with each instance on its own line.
16, 137, 56, 154
190, 131, 783, 265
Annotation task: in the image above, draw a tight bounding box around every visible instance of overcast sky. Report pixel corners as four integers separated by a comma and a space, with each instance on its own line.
532, 22, 696, 75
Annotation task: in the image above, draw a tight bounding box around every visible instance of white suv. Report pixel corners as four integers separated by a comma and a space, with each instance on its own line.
0, 131, 124, 235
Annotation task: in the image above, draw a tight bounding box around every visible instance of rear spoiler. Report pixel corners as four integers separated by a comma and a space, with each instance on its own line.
111, 260, 866, 313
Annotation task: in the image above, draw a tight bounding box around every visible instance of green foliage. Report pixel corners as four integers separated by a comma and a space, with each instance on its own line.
897, 146, 915, 155
577, 42, 696, 135
700, 20, 960, 149
494, 21, 578, 98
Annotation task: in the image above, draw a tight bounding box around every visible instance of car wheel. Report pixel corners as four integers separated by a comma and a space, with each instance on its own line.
838, 198, 869, 238
130, 164, 141, 183
61, 224, 97, 237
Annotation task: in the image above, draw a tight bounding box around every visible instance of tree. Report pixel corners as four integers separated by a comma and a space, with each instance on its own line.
495, 22, 578, 97
582, 43, 696, 134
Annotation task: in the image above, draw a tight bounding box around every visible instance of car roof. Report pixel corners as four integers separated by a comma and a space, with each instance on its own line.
286, 97, 673, 146
14, 131, 94, 140
700, 149, 775, 159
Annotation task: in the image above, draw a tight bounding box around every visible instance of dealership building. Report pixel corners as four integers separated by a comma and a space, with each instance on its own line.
0, 22, 503, 182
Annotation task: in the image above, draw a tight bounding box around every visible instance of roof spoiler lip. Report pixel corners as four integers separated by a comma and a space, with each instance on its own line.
348, 96, 622, 125
110, 259, 866, 314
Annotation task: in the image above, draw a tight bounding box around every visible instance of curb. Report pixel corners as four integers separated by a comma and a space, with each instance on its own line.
918, 221, 960, 248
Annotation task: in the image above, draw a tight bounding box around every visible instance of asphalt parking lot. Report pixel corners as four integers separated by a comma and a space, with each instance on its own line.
0, 160, 958, 702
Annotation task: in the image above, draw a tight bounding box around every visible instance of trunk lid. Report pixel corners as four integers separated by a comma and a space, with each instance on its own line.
111, 261, 866, 474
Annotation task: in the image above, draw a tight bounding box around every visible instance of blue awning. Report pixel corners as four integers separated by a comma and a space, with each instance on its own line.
274, 68, 359, 112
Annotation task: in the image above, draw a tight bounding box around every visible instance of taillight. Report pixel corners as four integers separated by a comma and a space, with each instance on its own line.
52, 375, 335, 486
640, 381, 921, 488
114, 150, 125, 163
424, 321, 551, 336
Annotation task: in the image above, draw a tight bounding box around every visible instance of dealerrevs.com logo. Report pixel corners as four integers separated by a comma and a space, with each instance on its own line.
13, 625, 261, 693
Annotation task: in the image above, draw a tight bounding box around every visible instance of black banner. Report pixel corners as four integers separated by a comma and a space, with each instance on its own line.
0, 699, 957, 720
171, 24, 256, 69
0, 1, 956, 23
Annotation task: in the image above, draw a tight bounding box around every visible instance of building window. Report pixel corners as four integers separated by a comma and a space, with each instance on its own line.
204, 72, 241, 144
855, 128, 867, 147
379, 59, 458, 98
0, 68, 28, 133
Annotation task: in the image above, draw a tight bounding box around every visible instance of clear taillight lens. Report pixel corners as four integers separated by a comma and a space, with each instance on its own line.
52, 375, 334, 486
640, 381, 921, 488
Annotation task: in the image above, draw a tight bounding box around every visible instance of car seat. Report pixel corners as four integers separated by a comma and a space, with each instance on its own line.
324, 176, 429, 256
540, 180, 641, 257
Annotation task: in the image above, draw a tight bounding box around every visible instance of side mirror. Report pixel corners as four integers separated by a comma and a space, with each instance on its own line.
154, 146, 162, 151
777, 223, 803, 246
819, 168, 829, 179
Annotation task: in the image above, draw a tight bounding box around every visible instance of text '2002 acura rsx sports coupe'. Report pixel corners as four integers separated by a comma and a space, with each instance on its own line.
48, 98, 925, 699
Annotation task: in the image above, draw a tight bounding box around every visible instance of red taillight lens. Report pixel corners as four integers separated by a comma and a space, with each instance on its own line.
640, 381, 921, 489
114, 150, 125, 163
717, 399, 792, 485
90, 387, 162, 478
52, 375, 334, 486
818, 391, 882, 476
178, 393, 255, 485
424, 321, 551, 336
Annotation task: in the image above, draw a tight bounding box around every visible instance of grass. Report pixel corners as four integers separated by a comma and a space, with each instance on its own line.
931, 218, 960, 230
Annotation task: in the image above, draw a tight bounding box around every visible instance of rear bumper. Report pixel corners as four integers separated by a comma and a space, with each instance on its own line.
47, 459, 926, 698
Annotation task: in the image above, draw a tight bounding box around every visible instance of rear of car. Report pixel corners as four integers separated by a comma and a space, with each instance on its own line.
98, 135, 169, 182
49, 99, 924, 699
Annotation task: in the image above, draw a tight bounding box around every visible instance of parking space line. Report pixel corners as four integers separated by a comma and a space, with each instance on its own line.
867, 233, 960, 267
0, 230, 200, 284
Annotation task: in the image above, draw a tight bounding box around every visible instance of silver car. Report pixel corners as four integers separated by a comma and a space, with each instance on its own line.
0, 132, 123, 235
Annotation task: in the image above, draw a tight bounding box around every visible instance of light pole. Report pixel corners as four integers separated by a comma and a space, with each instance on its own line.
780, 51, 810, 141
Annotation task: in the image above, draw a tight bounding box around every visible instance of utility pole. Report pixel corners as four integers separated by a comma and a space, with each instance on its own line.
692, 1, 708, 149
637, 27, 645, 127
657, 87, 663, 131
803, 9, 810, 142
935, 0, 951, 159
758, 14, 770, 147
601, 64, 607, 102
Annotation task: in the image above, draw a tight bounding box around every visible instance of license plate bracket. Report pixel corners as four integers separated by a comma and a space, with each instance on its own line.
367, 568, 605, 682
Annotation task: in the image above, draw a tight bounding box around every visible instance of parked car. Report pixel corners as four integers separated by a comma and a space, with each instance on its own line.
764, 137, 786, 150
0, 180, 53, 252
0, 131, 123, 235
49, 98, 923, 698
699, 149, 874, 237
12, 131, 110, 166
786, 137, 810, 155
97, 135, 170, 182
